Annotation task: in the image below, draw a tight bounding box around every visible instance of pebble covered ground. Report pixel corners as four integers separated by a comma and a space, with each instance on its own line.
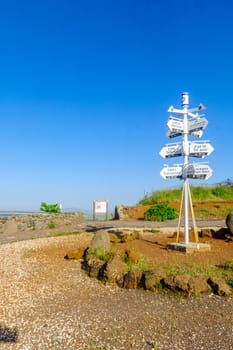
0, 233, 232, 349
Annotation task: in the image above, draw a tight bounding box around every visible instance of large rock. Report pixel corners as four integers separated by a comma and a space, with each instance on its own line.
83, 230, 111, 280
207, 277, 233, 297
187, 275, 210, 295
123, 269, 142, 289
226, 212, 233, 235
104, 254, 126, 287
124, 248, 141, 264
142, 270, 162, 292
89, 230, 111, 254
85, 254, 106, 279
64, 247, 87, 260
163, 274, 209, 296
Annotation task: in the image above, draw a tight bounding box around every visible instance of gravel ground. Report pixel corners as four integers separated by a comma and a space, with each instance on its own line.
0, 233, 233, 349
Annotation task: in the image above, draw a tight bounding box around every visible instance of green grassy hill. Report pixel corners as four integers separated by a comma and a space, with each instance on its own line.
138, 183, 233, 206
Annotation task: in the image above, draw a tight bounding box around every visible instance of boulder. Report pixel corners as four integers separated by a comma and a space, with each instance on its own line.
109, 230, 140, 243
85, 254, 106, 279
199, 229, 215, 238
207, 277, 233, 297
104, 254, 126, 287
89, 230, 111, 254
64, 247, 86, 260
226, 212, 233, 235
121, 230, 140, 243
212, 228, 229, 239
124, 248, 141, 264
123, 269, 142, 289
187, 275, 210, 295
142, 270, 161, 292
163, 274, 210, 296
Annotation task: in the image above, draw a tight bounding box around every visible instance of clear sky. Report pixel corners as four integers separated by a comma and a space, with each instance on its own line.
0, 0, 232, 212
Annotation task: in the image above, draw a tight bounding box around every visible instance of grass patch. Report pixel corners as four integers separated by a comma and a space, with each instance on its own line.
47, 231, 81, 238
157, 262, 231, 280
138, 184, 233, 205
88, 248, 109, 262
48, 222, 56, 229
142, 229, 160, 234
199, 208, 212, 218
123, 253, 150, 272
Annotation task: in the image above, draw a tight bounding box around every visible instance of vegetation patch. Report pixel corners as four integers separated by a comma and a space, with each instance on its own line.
139, 183, 233, 205
48, 222, 56, 229
144, 203, 178, 221
48, 231, 81, 238
87, 248, 109, 262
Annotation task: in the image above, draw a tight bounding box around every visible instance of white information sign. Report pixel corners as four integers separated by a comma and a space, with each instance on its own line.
166, 130, 183, 139
94, 200, 107, 213
189, 142, 214, 158
185, 163, 213, 180
160, 143, 183, 158
188, 117, 208, 133
160, 165, 183, 179
167, 117, 184, 133
189, 130, 203, 138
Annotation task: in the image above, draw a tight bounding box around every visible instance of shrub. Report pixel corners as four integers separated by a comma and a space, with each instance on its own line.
144, 203, 178, 222
48, 222, 56, 229
40, 202, 60, 213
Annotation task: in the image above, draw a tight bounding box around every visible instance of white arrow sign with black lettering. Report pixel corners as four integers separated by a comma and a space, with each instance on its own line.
185, 163, 213, 180
189, 142, 214, 158
160, 143, 183, 158
188, 117, 208, 133
166, 130, 183, 139
160, 165, 183, 179
167, 117, 184, 133
189, 130, 203, 138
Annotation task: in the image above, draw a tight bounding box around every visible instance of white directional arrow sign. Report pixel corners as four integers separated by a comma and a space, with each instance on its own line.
160, 165, 183, 179
166, 130, 183, 139
189, 142, 214, 158
185, 163, 213, 180
189, 130, 203, 138
167, 117, 184, 133
160, 143, 183, 158
188, 117, 208, 133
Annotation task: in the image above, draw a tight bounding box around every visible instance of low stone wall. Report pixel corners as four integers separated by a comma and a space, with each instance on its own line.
0, 212, 84, 235
115, 205, 151, 220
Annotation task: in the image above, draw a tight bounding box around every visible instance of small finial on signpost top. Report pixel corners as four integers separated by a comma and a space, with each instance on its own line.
182, 92, 189, 107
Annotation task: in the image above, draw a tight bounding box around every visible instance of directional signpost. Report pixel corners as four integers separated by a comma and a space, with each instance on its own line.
160, 92, 214, 252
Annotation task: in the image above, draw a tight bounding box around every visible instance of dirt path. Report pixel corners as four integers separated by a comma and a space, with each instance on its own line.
0, 218, 226, 244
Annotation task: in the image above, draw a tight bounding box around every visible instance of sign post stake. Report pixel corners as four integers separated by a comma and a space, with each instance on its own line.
182, 92, 190, 245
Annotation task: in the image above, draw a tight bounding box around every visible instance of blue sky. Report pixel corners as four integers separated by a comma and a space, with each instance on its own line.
0, 0, 232, 212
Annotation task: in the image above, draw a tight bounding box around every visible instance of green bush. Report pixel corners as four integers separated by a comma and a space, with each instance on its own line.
48, 222, 56, 229
144, 203, 178, 222
40, 202, 60, 213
